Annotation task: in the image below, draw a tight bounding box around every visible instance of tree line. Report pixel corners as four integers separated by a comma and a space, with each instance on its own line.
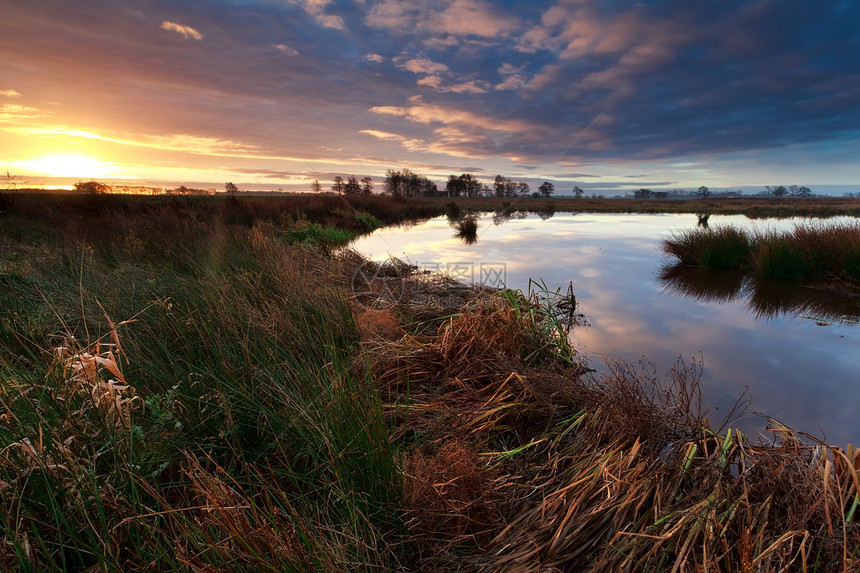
314, 170, 565, 199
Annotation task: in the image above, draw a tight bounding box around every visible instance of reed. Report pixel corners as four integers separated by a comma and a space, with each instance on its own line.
664, 221, 860, 286
663, 225, 752, 268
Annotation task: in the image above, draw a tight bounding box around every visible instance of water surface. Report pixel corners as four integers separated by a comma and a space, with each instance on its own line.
351, 213, 860, 445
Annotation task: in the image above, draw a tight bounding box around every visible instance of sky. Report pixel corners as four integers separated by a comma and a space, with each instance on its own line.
2, 0, 860, 195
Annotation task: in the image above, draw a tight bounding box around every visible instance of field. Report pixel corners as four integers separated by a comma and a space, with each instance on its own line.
1, 193, 859, 571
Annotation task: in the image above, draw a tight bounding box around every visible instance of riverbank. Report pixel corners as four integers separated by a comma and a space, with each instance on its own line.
1, 195, 858, 570
4, 190, 860, 224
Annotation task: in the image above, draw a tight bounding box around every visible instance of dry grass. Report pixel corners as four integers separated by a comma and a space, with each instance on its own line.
353, 271, 860, 571
3, 193, 859, 571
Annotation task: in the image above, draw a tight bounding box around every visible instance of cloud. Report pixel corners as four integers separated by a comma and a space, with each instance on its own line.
273, 44, 299, 56
160, 21, 203, 40
398, 57, 450, 75
396, 56, 488, 93
366, 0, 518, 40
495, 63, 526, 91
0, 104, 48, 122
364, 53, 386, 63
0, 89, 21, 98
290, 0, 345, 30
360, 129, 405, 141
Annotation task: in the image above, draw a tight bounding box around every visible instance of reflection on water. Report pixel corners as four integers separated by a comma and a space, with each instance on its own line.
658, 264, 860, 322
452, 216, 479, 245
351, 212, 860, 445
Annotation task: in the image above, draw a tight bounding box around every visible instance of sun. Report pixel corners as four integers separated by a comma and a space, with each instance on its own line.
19, 153, 118, 178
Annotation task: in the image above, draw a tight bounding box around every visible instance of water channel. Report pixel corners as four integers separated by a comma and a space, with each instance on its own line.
351, 212, 860, 446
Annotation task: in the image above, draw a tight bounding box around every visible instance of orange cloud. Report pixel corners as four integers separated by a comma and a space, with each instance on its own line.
0, 89, 21, 98
160, 21, 203, 40
290, 0, 345, 30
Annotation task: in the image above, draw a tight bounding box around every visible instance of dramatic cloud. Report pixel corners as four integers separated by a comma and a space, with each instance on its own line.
1, 0, 859, 192
367, 0, 519, 40
160, 21, 204, 40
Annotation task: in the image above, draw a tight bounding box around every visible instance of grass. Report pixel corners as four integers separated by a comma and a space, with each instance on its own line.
2, 194, 859, 570
663, 221, 860, 285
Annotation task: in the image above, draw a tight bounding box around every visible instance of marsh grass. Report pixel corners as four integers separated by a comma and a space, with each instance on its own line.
664, 222, 860, 285
0, 210, 404, 569
663, 225, 752, 268
3, 194, 859, 571
453, 215, 479, 244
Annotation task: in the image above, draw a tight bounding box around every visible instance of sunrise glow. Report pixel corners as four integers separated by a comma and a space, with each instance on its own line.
1, 2, 859, 194
16, 154, 122, 179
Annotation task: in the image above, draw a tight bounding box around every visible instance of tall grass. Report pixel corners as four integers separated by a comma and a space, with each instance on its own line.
663, 221, 860, 284
4, 195, 860, 570
0, 212, 403, 569
664, 225, 751, 268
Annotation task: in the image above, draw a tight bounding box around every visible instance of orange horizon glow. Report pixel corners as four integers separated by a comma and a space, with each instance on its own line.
13, 153, 126, 179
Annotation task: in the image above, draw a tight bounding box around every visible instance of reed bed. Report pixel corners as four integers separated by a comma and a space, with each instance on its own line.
2, 195, 859, 571
663, 221, 860, 285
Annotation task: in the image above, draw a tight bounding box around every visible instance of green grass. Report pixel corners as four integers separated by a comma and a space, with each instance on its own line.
0, 210, 404, 569
663, 225, 751, 268
663, 222, 860, 284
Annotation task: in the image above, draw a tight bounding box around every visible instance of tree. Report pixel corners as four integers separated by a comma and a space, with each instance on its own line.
331, 176, 345, 195
572, 185, 584, 199
634, 188, 652, 199
225, 182, 239, 196
494, 175, 508, 197
538, 181, 554, 197
767, 185, 788, 198
311, 179, 322, 194
344, 175, 361, 195
361, 176, 373, 195
446, 173, 484, 198
76, 181, 112, 194
517, 182, 530, 197
697, 186, 710, 199
797, 186, 812, 197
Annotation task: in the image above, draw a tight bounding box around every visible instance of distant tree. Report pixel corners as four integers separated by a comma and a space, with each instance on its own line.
797, 186, 812, 197
446, 173, 484, 198
225, 182, 239, 196
494, 175, 508, 198
697, 185, 710, 199
361, 176, 373, 195
344, 175, 361, 195
517, 181, 530, 197
538, 181, 554, 197
75, 181, 112, 194
634, 188, 652, 199
767, 185, 788, 198
572, 185, 584, 199
311, 179, 322, 194
331, 175, 345, 195
385, 169, 435, 197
